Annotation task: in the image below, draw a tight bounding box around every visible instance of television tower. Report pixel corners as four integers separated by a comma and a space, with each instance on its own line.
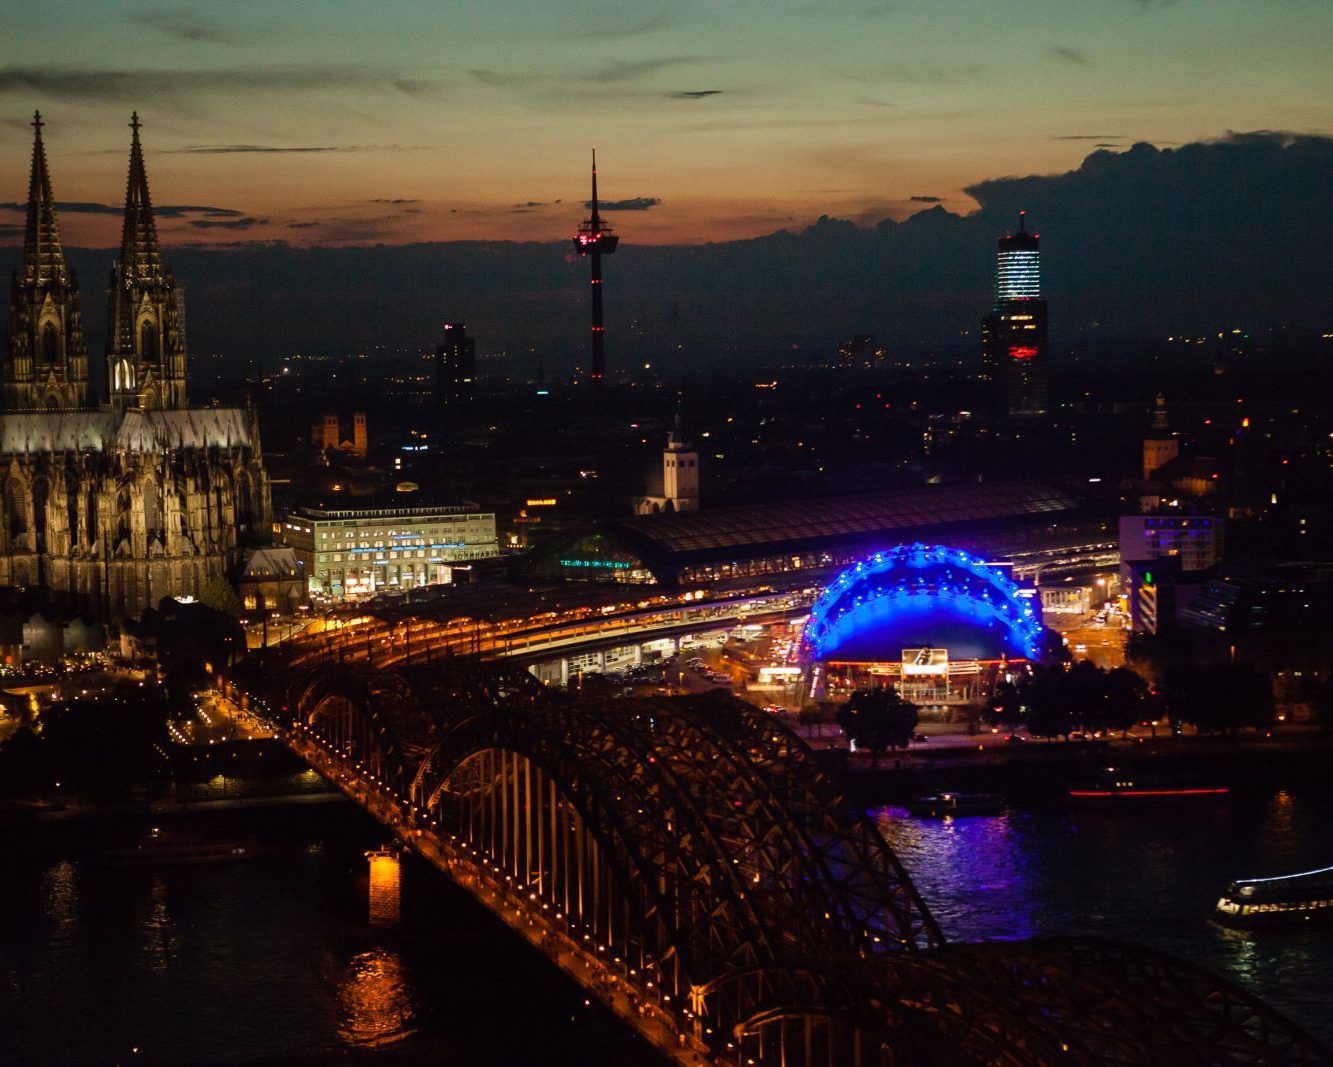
573, 150, 619, 383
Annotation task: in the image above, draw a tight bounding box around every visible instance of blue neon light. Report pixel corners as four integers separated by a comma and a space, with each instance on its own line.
802, 543, 1045, 663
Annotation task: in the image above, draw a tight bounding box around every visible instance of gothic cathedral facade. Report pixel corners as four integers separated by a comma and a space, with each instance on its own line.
1, 113, 271, 618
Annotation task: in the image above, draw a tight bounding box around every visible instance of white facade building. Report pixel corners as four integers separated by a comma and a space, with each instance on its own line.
280, 500, 500, 599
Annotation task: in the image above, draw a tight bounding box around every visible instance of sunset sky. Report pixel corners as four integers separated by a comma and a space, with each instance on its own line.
1, 0, 1329, 248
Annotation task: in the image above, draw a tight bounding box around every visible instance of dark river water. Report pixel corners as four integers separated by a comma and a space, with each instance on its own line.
2, 787, 1331, 1064
876, 785, 1333, 1045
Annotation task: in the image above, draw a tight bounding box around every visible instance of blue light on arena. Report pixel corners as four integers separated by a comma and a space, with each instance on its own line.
802, 543, 1045, 663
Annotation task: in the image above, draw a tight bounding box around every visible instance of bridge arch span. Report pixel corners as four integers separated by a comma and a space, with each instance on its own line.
274, 660, 1332, 1066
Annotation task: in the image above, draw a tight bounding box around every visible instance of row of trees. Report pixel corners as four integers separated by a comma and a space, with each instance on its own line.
988, 656, 1275, 739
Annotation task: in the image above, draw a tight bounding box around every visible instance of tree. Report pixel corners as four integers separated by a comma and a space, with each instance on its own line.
837, 686, 919, 766
1125, 629, 1193, 689
985, 678, 1024, 730
1019, 667, 1074, 739
1101, 667, 1151, 736
1163, 661, 1274, 735
200, 573, 243, 618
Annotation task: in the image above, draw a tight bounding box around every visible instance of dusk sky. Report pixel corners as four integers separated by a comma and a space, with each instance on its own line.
1, 0, 1329, 249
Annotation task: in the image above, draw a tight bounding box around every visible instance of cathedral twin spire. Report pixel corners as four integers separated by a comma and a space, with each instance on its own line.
5, 111, 88, 409
4, 111, 187, 413
107, 111, 187, 411
22, 112, 68, 290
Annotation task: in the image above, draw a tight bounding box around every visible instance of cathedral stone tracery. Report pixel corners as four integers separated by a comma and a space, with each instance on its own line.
1, 112, 271, 618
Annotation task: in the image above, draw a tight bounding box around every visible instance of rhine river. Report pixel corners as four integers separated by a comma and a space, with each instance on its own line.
2, 785, 1332, 1064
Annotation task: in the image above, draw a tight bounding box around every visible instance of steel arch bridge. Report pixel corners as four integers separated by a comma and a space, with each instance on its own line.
803, 543, 1046, 664
266, 659, 1330, 1067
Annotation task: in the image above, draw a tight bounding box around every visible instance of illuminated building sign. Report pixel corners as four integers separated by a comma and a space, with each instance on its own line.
902, 648, 950, 676
1008, 345, 1039, 361
526, 498, 558, 507
560, 558, 630, 570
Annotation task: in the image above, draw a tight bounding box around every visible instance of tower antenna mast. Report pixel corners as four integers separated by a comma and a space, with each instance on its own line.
573, 150, 619, 383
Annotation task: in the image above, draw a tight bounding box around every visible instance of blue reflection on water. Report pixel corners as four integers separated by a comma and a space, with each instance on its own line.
875, 788, 1333, 1042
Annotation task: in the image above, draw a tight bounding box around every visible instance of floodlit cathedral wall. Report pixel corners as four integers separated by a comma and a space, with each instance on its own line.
0, 113, 271, 618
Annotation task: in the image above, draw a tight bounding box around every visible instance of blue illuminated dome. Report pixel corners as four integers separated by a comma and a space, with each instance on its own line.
802, 543, 1045, 663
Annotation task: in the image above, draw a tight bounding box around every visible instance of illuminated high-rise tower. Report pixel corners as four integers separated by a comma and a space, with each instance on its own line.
980, 211, 1048, 417
572, 150, 618, 383
435, 322, 476, 406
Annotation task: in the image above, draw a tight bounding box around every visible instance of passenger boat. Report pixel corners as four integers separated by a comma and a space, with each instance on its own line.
1215, 864, 1333, 927
907, 792, 1006, 818
99, 827, 269, 866
1066, 766, 1229, 804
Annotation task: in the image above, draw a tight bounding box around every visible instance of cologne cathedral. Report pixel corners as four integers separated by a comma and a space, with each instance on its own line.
0, 113, 271, 618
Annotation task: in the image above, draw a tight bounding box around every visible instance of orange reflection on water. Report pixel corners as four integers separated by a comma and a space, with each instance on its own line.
336, 949, 417, 1048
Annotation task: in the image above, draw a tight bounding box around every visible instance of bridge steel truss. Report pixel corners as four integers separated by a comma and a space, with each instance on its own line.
273, 658, 1332, 1067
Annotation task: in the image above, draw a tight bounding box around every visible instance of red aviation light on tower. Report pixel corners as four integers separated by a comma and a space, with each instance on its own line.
573, 149, 620, 256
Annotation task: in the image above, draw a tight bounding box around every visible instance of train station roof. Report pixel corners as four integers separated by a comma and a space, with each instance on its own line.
612, 481, 1076, 559
514, 480, 1089, 585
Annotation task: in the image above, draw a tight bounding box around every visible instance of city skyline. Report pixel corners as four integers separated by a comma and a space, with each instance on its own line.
0, 0, 1329, 248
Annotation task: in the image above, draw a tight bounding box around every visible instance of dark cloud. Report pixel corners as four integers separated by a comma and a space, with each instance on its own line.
796, 1, 896, 15
0, 64, 435, 106
130, 6, 236, 44
175, 143, 426, 154
0, 199, 244, 219
32, 131, 1331, 371
286, 221, 319, 229
587, 197, 661, 211
370, 198, 420, 204
841, 62, 985, 86
391, 77, 439, 98
0, 223, 23, 237
513, 201, 548, 208
666, 90, 722, 99
187, 216, 267, 230
0, 199, 119, 216
1050, 46, 1090, 65
909, 195, 943, 203
473, 56, 704, 92
587, 58, 703, 84
575, 4, 682, 39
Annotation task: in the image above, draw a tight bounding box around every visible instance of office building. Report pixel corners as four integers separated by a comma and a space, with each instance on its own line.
1119, 513, 1223, 574
980, 212, 1048, 417
279, 498, 500, 599
435, 323, 476, 407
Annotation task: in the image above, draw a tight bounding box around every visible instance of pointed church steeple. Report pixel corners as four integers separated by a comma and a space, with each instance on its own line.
6, 112, 89, 411
21, 112, 69, 288
119, 112, 164, 285
107, 112, 188, 411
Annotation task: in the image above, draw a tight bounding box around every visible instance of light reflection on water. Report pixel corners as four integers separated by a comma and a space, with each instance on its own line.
336, 948, 417, 1048
875, 790, 1333, 1042
137, 876, 180, 975
0, 813, 661, 1065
